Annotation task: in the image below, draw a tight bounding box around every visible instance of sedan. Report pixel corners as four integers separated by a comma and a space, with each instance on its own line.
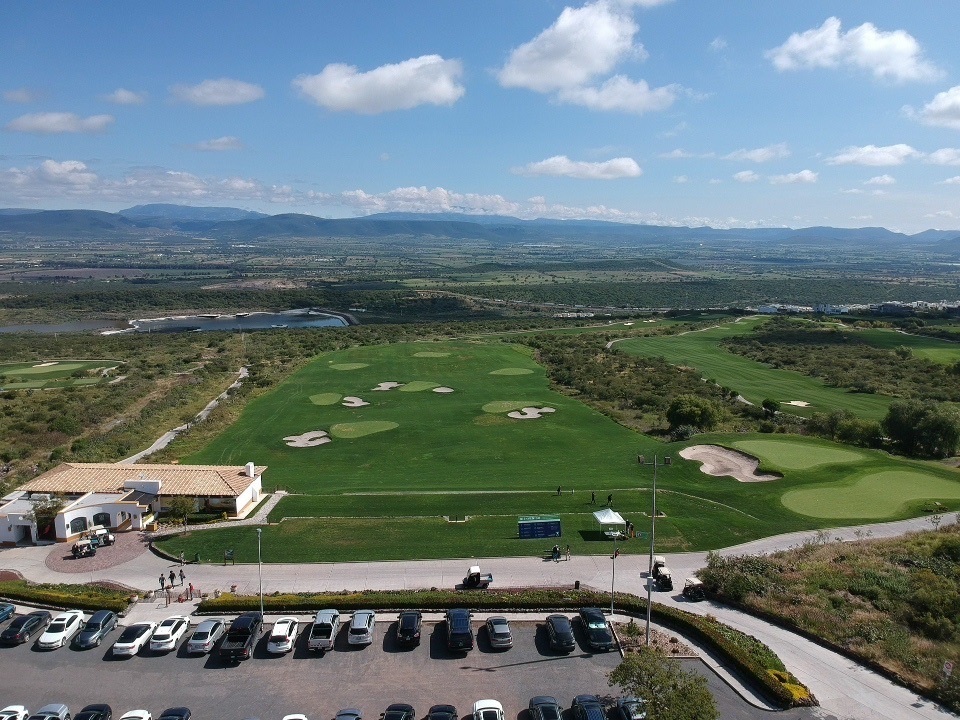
609, 698, 646, 720
185, 618, 226, 654
485, 616, 513, 650
37, 610, 85, 650
74, 610, 119, 649
571, 696, 605, 720
578, 607, 615, 651
117, 712, 151, 720
157, 709, 191, 720
528, 697, 561, 720
111, 622, 157, 657
1, 611, 51, 644
380, 704, 415, 720
334, 709, 362, 720
149, 615, 190, 652
0, 706, 28, 720
26, 705, 69, 720
545, 614, 576, 653
426, 705, 457, 720
472, 700, 503, 720
75, 705, 112, 720
395, 610, 422, 647
267, 616, 299, 654
0, 603, 15, 623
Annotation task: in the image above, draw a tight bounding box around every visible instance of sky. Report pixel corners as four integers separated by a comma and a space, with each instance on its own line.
3, 1, 960, 233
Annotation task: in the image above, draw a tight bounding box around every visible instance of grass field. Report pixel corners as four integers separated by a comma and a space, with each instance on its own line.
853, 328, 960, 365
614, 319, 894, 420
157, 341, 960, 562
0, 359, 120, 390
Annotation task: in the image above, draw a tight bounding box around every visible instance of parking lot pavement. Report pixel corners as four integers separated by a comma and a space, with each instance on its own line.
0, 614, 832, 720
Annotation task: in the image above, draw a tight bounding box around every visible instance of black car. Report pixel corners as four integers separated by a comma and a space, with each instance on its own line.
74, 704, 113, 720
74, 609, 119, 649
578, 607, 615, 651
528, 696, 562, 720
381, 704, 416, 720
158, 708, 192, 720
0, 610, 51, 644
426, 705, 457, 720
545, 614, 576, 653
396, 610, 422, 647
571, 695, 606, 720
445, 608, 474, 652
609, 697, 646, 720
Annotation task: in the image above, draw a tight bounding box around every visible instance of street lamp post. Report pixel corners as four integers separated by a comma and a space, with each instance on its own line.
640, 454, 670, 646
256, 527, 264, 619
611, 535, 617, 615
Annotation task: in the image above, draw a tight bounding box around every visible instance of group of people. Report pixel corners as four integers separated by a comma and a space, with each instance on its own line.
551, 544, 571, 562
158, 567, 196, 605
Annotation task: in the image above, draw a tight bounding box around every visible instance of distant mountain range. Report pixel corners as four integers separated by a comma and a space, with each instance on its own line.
2, 204, 960, 247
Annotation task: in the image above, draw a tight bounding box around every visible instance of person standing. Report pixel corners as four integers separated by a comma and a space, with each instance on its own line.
607, 493, 613, 506
168, 569, 176, 587
179, 551, 185, 566
159, 574, 166, 592
591, 491, 596, 504
565, 544, 571, 561
557, 486, 561, 496
188, 582, 194, 601
179, 568, 186, 585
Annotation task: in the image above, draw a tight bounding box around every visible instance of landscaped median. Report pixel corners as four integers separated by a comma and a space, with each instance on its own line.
198, 586, 814, 709
0, 579, 133, 614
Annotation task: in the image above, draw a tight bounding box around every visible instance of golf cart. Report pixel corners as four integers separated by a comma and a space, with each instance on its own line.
71, 539, 96, 558
682, 577, 705, 601
652, 556, 673, 591
463, 565, 493, 589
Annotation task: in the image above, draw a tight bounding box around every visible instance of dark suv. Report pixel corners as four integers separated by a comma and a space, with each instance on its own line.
445, 609, 474, 652
74, 610, 119, 649
396, 610, 422, 647
571, 695, 606, 720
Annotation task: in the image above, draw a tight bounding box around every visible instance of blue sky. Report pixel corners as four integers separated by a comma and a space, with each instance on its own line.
3, 0, 960, 232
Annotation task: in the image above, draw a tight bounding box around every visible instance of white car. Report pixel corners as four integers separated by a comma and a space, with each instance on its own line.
281, 716, 309, 720
267, 616, 299, 654
149, 615, 191, 652
186, 618, 227, 654
118, 712, 152, 720
347, 610, 375, 646
36, 610, 85, 650
0, 706, 29, 720
112, 622, 157, 657
472, 700, 504, 720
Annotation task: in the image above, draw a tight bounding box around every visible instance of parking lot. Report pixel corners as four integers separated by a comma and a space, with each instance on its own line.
0, 614, 828, 720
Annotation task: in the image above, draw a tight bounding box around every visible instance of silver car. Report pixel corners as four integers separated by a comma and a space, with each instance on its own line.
186, 618, 227, 654
485, 616, 513, 649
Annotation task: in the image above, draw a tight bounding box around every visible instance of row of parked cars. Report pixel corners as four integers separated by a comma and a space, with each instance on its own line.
0, 696, 646, 720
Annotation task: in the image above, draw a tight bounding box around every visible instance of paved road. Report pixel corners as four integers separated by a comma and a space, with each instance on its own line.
2, 515, 956, 720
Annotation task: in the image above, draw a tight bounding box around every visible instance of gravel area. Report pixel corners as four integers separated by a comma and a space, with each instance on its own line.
44, 530, 150, 574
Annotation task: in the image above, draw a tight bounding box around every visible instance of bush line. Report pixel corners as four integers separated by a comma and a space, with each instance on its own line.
0, 580, 131, 614
198, 587, 810, 708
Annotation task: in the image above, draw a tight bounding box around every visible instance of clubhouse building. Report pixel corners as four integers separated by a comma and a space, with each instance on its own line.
0, 461, 264, 545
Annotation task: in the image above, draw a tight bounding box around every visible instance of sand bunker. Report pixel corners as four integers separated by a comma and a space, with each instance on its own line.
785, 400, 810, 407
341, 396, 369, 408
372, 382, 404, 391
433, 386, 455, 393
34, 362, 59, 367
507, 406, 556, 419
679, 445, 780, 483
284, 430, 331, 447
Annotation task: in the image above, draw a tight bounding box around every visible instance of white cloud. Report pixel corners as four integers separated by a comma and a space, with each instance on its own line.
557, 76, 678, 113
192, 136, 243, 152
660, 148, 695, 159
926, 210, 956, 218
4, 112, 114, 134
722, 143, 790, 163
170, 78, 264, 106
850, 215, 873, 221
841, 188, 865, 194
498, 2, 640, 92
709, 37, 727, 51
766, 17, 940, 82
770, 169, 818, 184
293, 55, 464, 114
939, 176, 960, 185
338, 186, 522, 216
865, 174, 895, 185
4, 88, 40, 103
905, 85, 960, 130
673, 175, 688, 183
926, 148, 960, 166
102, 88, 147, 105
708, 178, 722, 184
826, 143, 919, 166
733, 170, 760, 183
379, 153, 390, 162
512, 155, 642, 179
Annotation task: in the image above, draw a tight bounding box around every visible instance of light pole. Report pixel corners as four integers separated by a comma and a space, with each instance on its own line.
640, 454, 670, 645
256, 527, 264, 619
610, 535, 617, 615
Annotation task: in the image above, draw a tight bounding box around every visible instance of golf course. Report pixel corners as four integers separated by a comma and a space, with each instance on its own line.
156, 339, 960, 563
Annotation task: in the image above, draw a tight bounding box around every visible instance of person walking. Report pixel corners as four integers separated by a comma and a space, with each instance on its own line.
179, 551, 184, 566
168, 569, 176, 587
591, 491, 596, 504
557, 486, 561, 496
179, 568, 186, 585
565, 544, 571, 561
552, 544, 560, 562
159, 574, 165, 592
188, 582, 194, 601
607, 493, 613, 506
165, 587, 171, 607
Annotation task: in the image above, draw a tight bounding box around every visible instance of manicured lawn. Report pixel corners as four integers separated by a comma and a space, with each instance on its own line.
854, 328, 960, 365
614, 320, 894, 420
731, 438, 865, 471
0, 359, 120, 389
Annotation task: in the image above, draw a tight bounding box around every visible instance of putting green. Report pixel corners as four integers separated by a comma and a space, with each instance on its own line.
309, 392, 342, 406
490, 368, 534, 375
330, 363, 369, 371
781, 470, 960, 518
414, 352, 450, 358
732, 439, 864, 471
330, 421, 399, 438
399, 381, 439, 392
482, 400, 544, 413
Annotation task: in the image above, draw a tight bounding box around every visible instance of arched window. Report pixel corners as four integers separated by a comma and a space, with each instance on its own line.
69, 517, 88, 534
92, 512, 111, 528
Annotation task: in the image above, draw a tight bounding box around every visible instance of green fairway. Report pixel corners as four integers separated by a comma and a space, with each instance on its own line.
614, 320, 893, 420
781, 470, 960, 519
853, 328, 960, 365
0, 359, 120, 389
731, 438, 865, 471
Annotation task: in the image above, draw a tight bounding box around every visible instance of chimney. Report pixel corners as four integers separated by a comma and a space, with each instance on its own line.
245, 461, 255, 478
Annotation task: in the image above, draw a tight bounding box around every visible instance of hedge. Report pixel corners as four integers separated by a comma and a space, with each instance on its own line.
198, 586, 812, 708
0, 580, 132, 614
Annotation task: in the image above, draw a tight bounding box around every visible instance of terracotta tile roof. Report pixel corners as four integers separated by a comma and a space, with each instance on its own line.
20, 463, 265, 498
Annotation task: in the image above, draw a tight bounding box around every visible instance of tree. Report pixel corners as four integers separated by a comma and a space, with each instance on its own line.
666, 395, 723, 431
761, 398, 779, 418
609, 647, 718, 720
882, 400, 960, 458
26, 494, 65, 538
165, 496, 196, 528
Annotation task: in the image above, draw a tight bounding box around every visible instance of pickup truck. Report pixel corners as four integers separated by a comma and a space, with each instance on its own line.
218, 612, 263, 661
307, 609, 339, 652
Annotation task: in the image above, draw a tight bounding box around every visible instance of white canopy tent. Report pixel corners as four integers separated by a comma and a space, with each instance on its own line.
593, 508, 626, 538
